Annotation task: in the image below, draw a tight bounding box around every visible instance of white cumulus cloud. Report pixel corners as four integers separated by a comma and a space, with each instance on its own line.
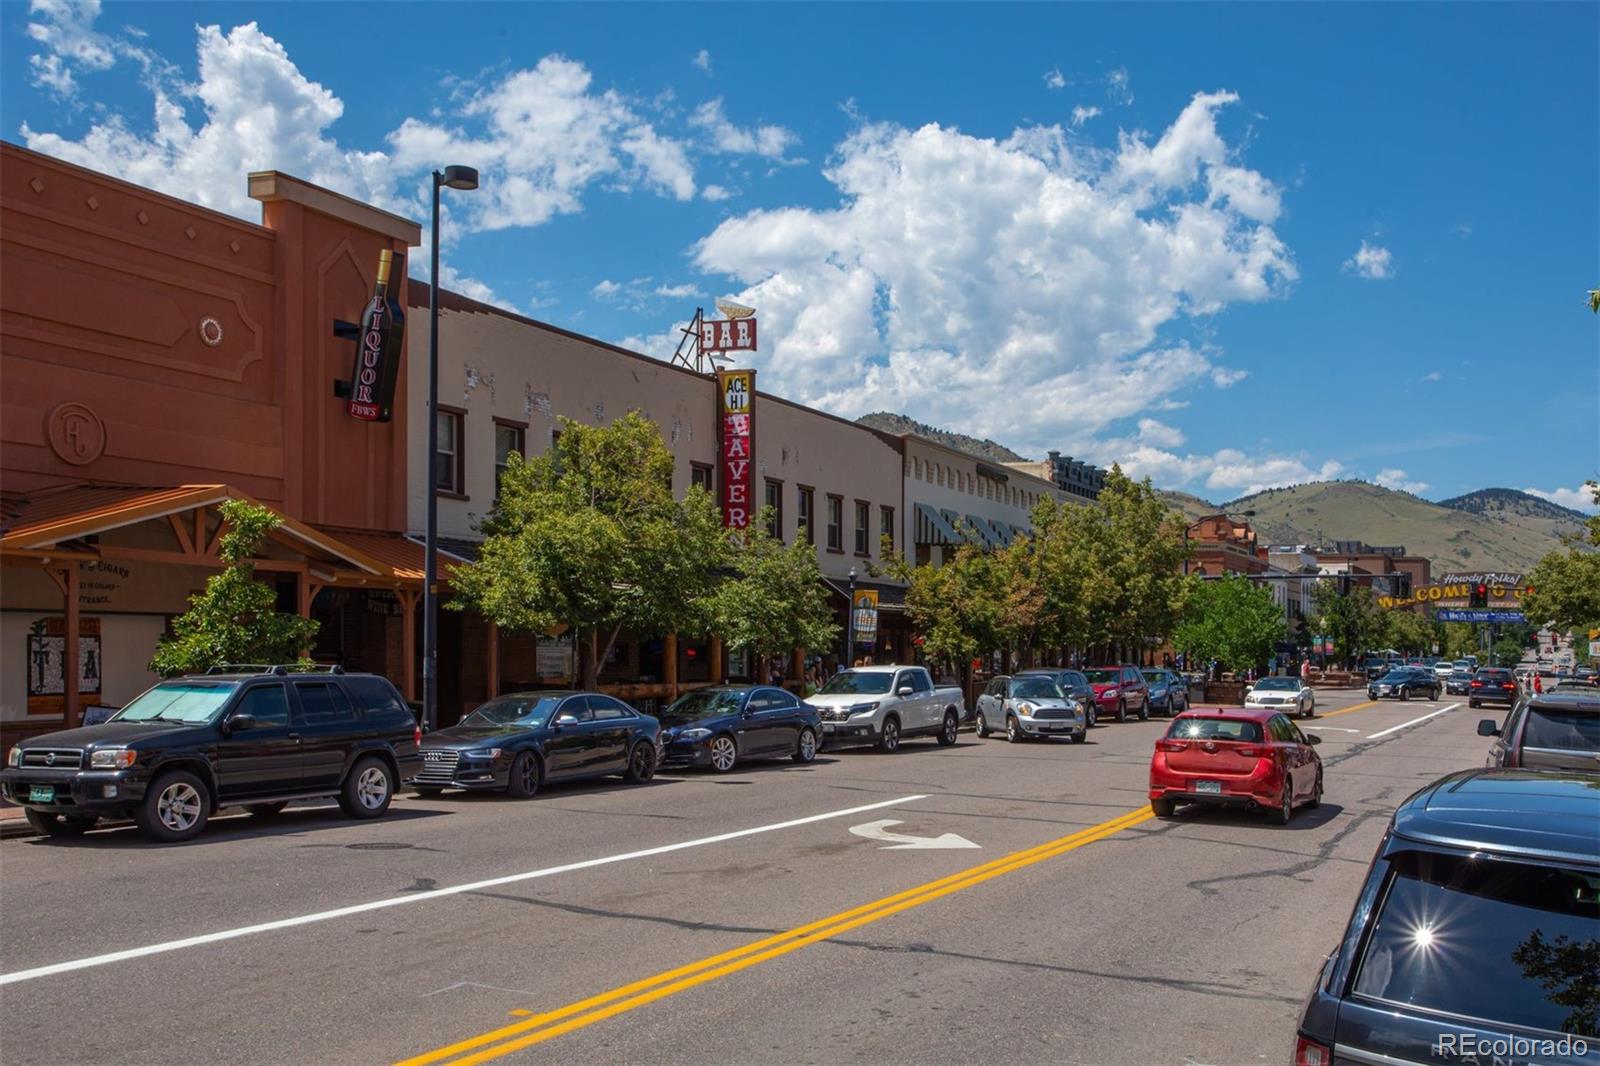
1375, 468, 1430, 494
1525, 485, 1600, 514
1044, 68, 1067, 90
1070, 105, 1100, 126
1343, 240, 1393, 280
701, 184, 732, 202
688, 98, 799, 161
654, 282, 702, 299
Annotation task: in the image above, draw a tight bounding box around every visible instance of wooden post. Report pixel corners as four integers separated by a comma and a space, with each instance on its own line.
790, 647, 804, 690
486, 620, 500, 699
296, 570, 312, 618
398, 589, 418, 701
709, 635, 725, 683
663, 632, 679, 698
64, 565, 81, 730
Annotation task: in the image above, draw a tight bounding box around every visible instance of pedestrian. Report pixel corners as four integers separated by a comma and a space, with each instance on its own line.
1533, 672, 1543, 695
1300, 657, 1311, 684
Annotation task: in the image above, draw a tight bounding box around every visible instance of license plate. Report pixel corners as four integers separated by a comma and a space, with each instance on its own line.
1194, 780, 1222, 795
821, 722, 836, 732
28, 785, 55, 803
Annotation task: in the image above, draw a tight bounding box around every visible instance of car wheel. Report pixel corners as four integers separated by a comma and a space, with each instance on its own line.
1307, 771, 1323, 810
974, 712, 990, 739
624, 741, 656, 784
135, 770, 209, 843
1116, 700, 1127, 723
1071, 727, 1087, 744
793, 727, 818, 763
245, 801, 289, 817
1137, 698, 1150, 722
1272, 781, 1293, 826
23, 810, 97, 837
1006, 716, 1023, 743
936, 712, 958, 747
1151, 798, 1176, 819
1086, 703, 1098, 728
1163, 696, 1174, 718
1400, 686, 1410, 702
877, 716, 901, 753
338, 756, 394, 820
709, 734, 738, 773
1469, 698, 1479, 708
506, 750, 541, 798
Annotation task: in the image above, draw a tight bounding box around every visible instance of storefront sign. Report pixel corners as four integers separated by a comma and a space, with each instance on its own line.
347, 249, 406, 422
700, 317, 758, 353
1378, 581, 1530, 610
716, 368, 756, 529
852, 589, 880, 649
536, 636, 574, 678
1436, 610, 1526, 624
26, 617, 102, 715
1439, 571, 1522, 587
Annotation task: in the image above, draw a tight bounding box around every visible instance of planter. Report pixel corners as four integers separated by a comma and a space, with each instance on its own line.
1202, 681, 1249, 706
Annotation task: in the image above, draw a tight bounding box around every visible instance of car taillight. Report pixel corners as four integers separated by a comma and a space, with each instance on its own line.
1156, 739, 1188, 753
1235, 745, 1269, 758
1294, 1035, 1332, 1066
1502, 683, 1515, 690
1470, 680, 1483, 688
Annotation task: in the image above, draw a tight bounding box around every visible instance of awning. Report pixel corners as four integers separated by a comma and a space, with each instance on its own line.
313, 528, 476, 581
962, 515, 998, 550
915, 503, 963, 546
822, 577, 907, 611
980, 517, 1014, 547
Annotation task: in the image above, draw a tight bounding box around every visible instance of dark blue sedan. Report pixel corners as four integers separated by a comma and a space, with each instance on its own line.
412, 691, 660, 798
657, 686, 821, 773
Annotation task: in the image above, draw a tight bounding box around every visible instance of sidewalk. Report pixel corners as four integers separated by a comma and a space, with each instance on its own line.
0, 797, 36, 839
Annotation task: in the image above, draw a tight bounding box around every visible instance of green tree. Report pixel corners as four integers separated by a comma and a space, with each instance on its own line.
1380, 608, 1435, 655
881, 538, 1006, 682
707, 507, 839, 675
1313, 581, 1383, 666
1513, 930, 1600, 1036
1492, 636, 1525, 667
452, 412, 727, 689
1173, 573, 1287, 674
1521, 546, 1600, 633
149, 500, 319, 677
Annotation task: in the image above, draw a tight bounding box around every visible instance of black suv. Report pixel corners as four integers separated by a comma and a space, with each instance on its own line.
1295, 770, 1598, 1066
1, 666, 422, 842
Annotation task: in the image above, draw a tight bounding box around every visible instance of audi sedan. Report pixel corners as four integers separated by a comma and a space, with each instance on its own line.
412, 691, 660, 798
1367, 667, 1440, 702
656, 685, 821, 772
1243, 675, 1314, 718
1148, 708, 1323, 824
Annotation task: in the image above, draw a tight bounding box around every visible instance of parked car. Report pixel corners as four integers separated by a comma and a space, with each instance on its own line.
1477, 691, 1600, 771
0, 667, 422, 842
1443, 669, 1475, 696
1430, 660, 1455, 679
1294, 769, 1599, 1066
1014, 669, 1098, 727
807, 665, 964, 752
973, 674, 1087, 744
656, 685, 820, 772
1361, 659, 1391, 681
1082, 665, 1150, 722
1140, 669, 1189, 717
1468, 666, 1520, 709
1367, 667, 1440, 702
412, 691, 660, 796
1147, 708, 1322, 824
1244, 675, 1315, 718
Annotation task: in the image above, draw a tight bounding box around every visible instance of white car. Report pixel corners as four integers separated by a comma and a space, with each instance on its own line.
1432, 661, 1454, 679
1243, 676, 1316, 718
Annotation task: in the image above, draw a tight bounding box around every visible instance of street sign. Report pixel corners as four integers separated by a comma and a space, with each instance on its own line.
849, 819, 980, 850
1436, 609, 1526, 623
1590, 640, 1600, 657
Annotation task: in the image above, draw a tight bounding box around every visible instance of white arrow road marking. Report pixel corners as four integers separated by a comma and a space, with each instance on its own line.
849, 819, 981, 850
1368, 703, 1460, 739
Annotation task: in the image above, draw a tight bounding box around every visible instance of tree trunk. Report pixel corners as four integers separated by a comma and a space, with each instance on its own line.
580, 627, 600, 690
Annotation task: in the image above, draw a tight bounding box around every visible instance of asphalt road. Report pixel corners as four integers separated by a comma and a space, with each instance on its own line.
0, 688, 1495, 1066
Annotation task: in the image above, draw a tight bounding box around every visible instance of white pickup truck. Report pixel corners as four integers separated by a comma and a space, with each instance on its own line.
807, 665, 965, 752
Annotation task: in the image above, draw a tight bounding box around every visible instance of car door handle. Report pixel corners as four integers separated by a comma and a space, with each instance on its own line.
287, 732, 302, 740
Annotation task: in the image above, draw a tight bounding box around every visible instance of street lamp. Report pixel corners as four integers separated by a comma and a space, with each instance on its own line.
845, 566, 858, 667
423, 164, 479, 733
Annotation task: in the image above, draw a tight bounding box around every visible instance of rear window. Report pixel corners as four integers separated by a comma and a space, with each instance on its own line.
1477, 669, 1513, 681
1165, 717, 1262, 742
1522, 708, 1600, 752
1354, 851, 1599, 1036
342, 676, 407, 717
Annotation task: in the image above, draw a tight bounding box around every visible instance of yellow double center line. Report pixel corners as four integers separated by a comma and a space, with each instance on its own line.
1315, 698, 1378, 721
398, 805, 1154, 1066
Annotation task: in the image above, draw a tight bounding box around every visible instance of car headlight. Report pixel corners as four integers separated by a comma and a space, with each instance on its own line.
1103, 687, 1119, 698
849, 702, 880, 715
88, 748, 136, 769
681, 728, 712, 740
1018, 702, 1036, 716
7, 747, 20, 768
464, 748, 503, 760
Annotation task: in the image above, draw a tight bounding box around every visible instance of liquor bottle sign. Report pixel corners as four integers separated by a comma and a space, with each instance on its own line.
716, 368, 756, 529
347, 248, 406, 422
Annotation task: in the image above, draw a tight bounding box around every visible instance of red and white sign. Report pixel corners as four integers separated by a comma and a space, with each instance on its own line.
716, 368, 755, 529
701, 317, 758, 353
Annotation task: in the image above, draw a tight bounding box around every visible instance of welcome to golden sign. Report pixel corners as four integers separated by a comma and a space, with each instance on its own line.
1378, 582, 1531, 610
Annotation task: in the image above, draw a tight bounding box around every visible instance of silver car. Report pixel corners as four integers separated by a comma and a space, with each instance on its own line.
973, 675, 1087, 744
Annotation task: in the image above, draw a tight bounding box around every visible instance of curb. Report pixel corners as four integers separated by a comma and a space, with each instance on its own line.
0, 819, 38, 840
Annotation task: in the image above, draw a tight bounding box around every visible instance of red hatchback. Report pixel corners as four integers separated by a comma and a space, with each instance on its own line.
1148, 708, 1323, 824
1081, 665, 1150, 722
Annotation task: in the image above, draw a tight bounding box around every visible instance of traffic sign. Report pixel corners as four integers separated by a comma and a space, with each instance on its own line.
1436, 609, 1526, 623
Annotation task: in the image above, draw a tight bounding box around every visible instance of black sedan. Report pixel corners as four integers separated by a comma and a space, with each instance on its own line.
1140, 669, 1190, 717
412, 691, 660, 798
657, 686, 821, 773
1443, 669, 1474, 696
1367, 667, 1440, 702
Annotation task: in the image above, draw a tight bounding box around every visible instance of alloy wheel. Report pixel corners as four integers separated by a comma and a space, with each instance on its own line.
356, 766, 390, 810
157, 781, 203, 833
797, 728, 817, 762
710, 735, 737, 772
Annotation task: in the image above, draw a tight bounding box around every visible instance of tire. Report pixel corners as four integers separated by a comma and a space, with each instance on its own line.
1071, 727, 1087, 744
1469, 698, 1479, 708
134, 769, 209, 843
506, 750, 541, 798
1400, 687, 1410, 702
1307, 770, 1323, 810
338, 756, 394, 820
24, 810, 97, 837
624, 741, 656, 784
1086, 703, 1098, 728
936, 712, 958, 747
1006, 716, 1023, 743
1116, 700, 1128, 724
709, 734, 738, 773
974, 712, 990, 739
245, 801, 289, 817
1272, 781, 1294, 826
877, 716, 901, 753
1163, 696, 1174, 718
1151, 798, 1176, 819
1137, 698, 1149, 722
793, 727, 818, 763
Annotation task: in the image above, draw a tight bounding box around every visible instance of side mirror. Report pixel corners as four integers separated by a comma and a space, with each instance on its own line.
896, 685, 913, 697
1305, 733, 1321, 746
226, 712, 257, 734
553, 714, 578, 729
1477, 719, 1500, 737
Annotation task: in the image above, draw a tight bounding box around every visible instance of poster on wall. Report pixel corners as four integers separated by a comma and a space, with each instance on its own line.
715, 368, 756, 529
536, 636, 574, 678
27, 617, 103, 715
852, 589, 880, 650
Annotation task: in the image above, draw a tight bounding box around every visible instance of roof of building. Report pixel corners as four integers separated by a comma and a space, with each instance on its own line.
1391, 769, 1600, 868
311, 528, 474, 580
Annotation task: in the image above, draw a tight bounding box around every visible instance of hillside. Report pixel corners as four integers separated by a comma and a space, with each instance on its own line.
1157, 490, 1217, 523
855, 412, 1027, 463
1214, 481, 1581, 574
1437, 488, 1591, 543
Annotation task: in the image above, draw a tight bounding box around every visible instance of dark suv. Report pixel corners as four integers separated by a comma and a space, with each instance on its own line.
0, 666, 422, 842
1296, 769, 1598, 1066
1479, 691, 1600, 771
1468, 666, 1519, 708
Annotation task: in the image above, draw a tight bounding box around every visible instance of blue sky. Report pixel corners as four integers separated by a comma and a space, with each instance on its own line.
5, 2, 1596, 509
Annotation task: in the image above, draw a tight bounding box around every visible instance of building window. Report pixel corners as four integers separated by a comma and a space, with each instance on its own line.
765, 479, 783, 539
797, 486, 815, 545
493, 420, 526, 499
690, 462, 714, 492
826, 494, 844, 552
435, 407, 465, 495
880, 505, 895, 553
854, 500, 870, 555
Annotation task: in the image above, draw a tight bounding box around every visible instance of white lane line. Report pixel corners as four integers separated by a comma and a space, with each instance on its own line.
1303, 726, 1362, 733
0, 793, 925, 987
1368, 703, 1461, 740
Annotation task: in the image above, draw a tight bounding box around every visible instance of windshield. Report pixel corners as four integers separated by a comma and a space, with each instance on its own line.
661, 689, 745, 721
1141, 671, 1167, 684
1253, 677, 1298, 691
1166, 717, 1263, 742
816, 671, 893, 696
112, 681, 238, 724
1450, 671, 1474, 681
1009, 677, 1063, 700
460, 696, 562, 728
1083, 669, 1119, 685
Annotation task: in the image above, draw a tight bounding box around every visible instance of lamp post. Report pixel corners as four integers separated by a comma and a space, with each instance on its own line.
845, 566, 858, 667
423, 165, 479, 733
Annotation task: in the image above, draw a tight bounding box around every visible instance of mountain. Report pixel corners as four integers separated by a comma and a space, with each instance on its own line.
1157, 490, 1218, 523
855, 412, 1028, 463
1205, 481, 1584, 574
